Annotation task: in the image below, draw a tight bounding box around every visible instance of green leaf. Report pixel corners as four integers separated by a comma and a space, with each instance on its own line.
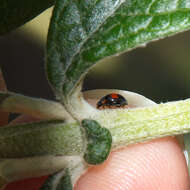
82, 119, 112, 165
47, 0, 190, 97
0, 0, 54, 35
0, 120, 83, 158
40, 169, 72, 190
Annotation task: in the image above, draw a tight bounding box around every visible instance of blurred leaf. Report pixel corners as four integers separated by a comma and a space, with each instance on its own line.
0, 0, 54, 35
18, 8, 53, 46
46, 0, 190, 98
40, 170, 72, 190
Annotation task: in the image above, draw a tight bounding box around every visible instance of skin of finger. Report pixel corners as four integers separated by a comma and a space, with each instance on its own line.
4, 176, 48, 190
0, 113, 9, 126
0, 69, 7, 91
75, 137, 190, 190
0, 69, 9, 126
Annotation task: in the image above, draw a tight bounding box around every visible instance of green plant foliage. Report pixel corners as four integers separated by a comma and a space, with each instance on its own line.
0, 0, 54, 35
82, 119, 112, 165
46, 0, 190, 98
40, 169, 72, 190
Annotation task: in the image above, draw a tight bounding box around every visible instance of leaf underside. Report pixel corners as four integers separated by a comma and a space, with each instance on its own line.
47, 0, 190, 98
0, 0, 54, 35
40, 169, 72, 190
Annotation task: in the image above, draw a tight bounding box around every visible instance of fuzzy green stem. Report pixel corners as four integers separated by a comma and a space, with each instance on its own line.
93, 98, 190, 148
1, 99, 190, 157
1, 98, 190, 182
0, 120, 83, 158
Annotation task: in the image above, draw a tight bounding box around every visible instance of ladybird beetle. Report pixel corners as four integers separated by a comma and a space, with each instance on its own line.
97, 93, 128, 109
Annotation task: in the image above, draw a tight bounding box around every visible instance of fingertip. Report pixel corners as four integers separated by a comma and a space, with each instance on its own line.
75, 137, 190, 190
4, 176, 48, 190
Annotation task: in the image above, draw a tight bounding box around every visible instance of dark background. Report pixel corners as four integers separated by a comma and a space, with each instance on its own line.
1, 27, 190, 104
